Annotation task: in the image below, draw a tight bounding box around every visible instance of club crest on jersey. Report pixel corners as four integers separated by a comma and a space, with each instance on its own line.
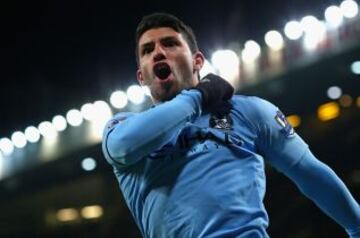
275, 110, 294, 137
210, 113, 233, 130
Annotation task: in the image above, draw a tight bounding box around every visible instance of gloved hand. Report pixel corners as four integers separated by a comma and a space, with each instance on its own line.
193, 73, 234, 111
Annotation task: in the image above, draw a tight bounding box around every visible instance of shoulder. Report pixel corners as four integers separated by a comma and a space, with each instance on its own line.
230, 95, 277, 117
104, 112, 137, 133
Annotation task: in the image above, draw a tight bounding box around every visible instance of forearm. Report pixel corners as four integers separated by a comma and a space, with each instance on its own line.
105, 89, 202, 166
284, 150, 360, 236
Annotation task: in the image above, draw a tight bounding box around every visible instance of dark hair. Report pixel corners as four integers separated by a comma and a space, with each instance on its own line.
135, 13, 199, 65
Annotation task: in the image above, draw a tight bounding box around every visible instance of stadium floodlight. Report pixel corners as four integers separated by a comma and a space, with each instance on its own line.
81, 157, 97, 171
52, 115, 67, 132
301, 16, 326, 51
56, 208, 79, 222
340, 0, 359, 18
92, 100, 112, 122
81, 205, 103, 219
286, 115, 301, 128
351, 61, 360, 75
325, 6, 344, 28
110, 90, 128, 109
38, 121, 58, 139
356, 97, 360, 108
127, 85, 145, 105
24, 126, 41, 143
327, 86, 342, 99
211, 49, 240, 80
300, 15, 320, 32
265, 30, 284, 51
0, 138, 14, 156
317, 102, 340, 121
88, 100, 113, 140
200, 59, 216, 78
339, 94, 353, 107
81, 103, 95, 121
0, 152, 3, 174
142, 86, 152, 97
241, 40, 261, 63
66, 109, 83, 127
11, 131, 27, 149
284, 20, 303, 40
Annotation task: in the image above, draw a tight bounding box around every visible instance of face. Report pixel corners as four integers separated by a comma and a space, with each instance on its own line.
137, 27, 204, 103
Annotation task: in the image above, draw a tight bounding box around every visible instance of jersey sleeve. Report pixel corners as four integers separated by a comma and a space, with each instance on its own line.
248, 97, 360, 235
248, 97, 308, 171
102, 89, 202, 168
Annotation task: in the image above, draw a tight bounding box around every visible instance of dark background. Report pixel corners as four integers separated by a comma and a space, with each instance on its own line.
1, 0, 331, 136
0, 0, 359, 237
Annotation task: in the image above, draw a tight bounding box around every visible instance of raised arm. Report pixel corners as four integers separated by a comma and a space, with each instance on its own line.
248, 97, 360, 237
102, 89, 202, 167
102, 73, 234, 168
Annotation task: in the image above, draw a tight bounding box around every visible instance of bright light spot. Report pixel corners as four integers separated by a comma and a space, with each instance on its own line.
318, 102, 340, 121
356, 96, 360, 107
127, 85, 145, 104
0, 152, 3, 176
66, 109, 83, 127
265, 30, 284, 51
142, 86, 152, 97
24, 126, 41, 143
0, 138, 14, 156
56, 208, 79, 222
327, 86, 342, 99
89, 100, 113, 140
38, 121, 58, 139
92, 101, 112, 122
351, 61, 360, 74
340, 0, 359, 18
81, 103, 95, 121
241, 40, 261, 63
11, 131, 27, 149
325, 6, 344, 28
284, 20, 303, 40
211, 49, 240, 80
110, 91, 128, 109
300, 15, 320, 32
286, 115, 301, 128
81, 157, 97, 171
200, 59, 216, 78
81, 205, 103, 219
339, 94, 353, 107
301, 16, 327, 50
52, 115, 67, 132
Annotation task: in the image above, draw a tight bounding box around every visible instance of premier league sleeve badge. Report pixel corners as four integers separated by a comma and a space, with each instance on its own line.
274, 110, 295, 137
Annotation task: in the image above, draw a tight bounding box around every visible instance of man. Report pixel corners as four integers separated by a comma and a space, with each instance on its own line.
102, 13, 360, 237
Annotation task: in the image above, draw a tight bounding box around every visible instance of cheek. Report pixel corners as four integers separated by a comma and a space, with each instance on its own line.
140, 66, 153, 85
175, 53, 193, 69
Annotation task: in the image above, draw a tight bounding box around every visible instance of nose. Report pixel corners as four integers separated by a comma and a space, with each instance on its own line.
153, 44, 166, 62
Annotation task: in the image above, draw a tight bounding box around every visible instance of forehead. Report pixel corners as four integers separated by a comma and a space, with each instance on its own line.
138, 27, 186, 46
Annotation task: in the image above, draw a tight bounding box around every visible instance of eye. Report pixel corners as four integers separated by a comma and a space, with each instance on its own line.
141, 43, 154, 56
163, 39, 180, 47
142, 46, 153, 55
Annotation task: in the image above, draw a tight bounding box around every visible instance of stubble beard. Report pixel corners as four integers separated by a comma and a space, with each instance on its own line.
150, 65, 195, 103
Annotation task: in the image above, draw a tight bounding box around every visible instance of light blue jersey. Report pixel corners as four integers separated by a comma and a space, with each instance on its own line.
102, 90, 360, 238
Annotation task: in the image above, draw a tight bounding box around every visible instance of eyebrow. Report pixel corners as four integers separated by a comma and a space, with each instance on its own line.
140, 36, 179, 50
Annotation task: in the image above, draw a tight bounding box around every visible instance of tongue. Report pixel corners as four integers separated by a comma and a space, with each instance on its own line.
154, 63, 171, 80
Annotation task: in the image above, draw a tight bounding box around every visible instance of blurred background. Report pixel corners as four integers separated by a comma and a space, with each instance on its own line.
1, 0, 359, 237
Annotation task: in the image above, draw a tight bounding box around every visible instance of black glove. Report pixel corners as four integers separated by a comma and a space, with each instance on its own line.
194, 73, 234, 111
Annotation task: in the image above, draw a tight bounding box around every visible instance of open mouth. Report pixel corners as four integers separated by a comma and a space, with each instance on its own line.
153, 62, 171, 80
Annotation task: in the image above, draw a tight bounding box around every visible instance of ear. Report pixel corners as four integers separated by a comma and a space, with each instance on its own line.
193, 51, 205, 72
136, 69, 145, 86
